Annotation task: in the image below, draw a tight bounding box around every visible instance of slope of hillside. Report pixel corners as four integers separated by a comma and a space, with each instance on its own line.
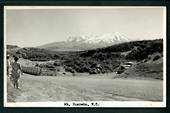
7, 45, 20, 50
7, 47, 61, 61
37, 41, 100, 51
80, 39, 163, 60
113, 51, 163, 80
7, 39, 163, 80
116, 62, 163, 80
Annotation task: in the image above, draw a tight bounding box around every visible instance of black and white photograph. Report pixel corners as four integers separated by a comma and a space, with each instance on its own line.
4, 6, 166, 107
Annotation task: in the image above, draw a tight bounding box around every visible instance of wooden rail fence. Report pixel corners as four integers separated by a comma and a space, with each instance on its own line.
21, 66, 57, 76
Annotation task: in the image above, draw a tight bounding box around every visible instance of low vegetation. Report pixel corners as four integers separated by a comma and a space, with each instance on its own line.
7, 45, 19, 49
117, 62, 163, 80
7, 39, 163, 78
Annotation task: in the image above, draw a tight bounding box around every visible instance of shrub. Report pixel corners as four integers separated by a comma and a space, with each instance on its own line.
46, 63, 55, 68
53, 61, 61, 66
125, 46, 147, 60
65, 66, 75, 73
89, 68, 98, 74
153, 55, 161, 61
116, 66, 125, 74
38, 63, 55, 69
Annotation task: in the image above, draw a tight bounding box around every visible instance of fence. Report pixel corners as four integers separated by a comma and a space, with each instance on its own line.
21, 66, 57, 76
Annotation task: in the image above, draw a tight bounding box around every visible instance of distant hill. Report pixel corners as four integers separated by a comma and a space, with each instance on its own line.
7, 45, 20, 49
37, 32, 129, 51
7, 47, 61, 61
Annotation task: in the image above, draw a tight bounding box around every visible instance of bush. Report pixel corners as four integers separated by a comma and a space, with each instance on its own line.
38, 63, 55, 69
125, 46, 147, 60
116, 66, 125, 74
89, 68, 98, 74
153, 55, 161, 61
46, 63, 55, 68
65, 66, 75, 73
53, 61, 61, 66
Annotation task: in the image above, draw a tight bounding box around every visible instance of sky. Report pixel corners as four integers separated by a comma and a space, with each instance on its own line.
6, 7, 166, 47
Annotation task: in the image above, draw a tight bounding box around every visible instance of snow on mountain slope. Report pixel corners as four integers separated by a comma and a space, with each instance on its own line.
67, 32, 128, 44
38, 32, 129, 51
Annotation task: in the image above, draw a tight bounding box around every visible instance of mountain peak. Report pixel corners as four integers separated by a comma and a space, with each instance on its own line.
67, 32, 129, 45
38, 32, 129, 51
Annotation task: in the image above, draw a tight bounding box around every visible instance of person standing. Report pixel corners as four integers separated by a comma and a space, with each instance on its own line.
10, 56, 23, 89
7, 55, 11, 77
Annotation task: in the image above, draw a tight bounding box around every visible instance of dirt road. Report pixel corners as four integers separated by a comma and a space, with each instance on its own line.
7, 74, 163, 102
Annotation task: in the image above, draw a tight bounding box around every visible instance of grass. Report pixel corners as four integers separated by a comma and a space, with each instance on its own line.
7, 78, 20, 102
117, 62, 163, 80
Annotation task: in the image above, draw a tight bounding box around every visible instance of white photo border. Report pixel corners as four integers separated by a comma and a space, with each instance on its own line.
3, 6, 167, 108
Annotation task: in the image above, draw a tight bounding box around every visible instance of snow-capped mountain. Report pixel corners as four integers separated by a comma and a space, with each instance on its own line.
67, 32, 128, 44
38, 32, 129, 51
